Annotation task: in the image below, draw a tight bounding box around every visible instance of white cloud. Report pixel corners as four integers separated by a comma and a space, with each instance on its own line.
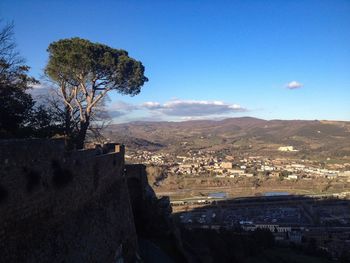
108, 111, 129, 118
109, 101, 139, 111
142, 101, 162, 109
286, 81, 303, 89
142, 99, 246, 116
106, 99, 247, 123
28, 82, 54, 98
108, 101, 139, 118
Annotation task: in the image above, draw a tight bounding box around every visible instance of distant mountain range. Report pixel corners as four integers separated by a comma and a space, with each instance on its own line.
105, 117, 350, 159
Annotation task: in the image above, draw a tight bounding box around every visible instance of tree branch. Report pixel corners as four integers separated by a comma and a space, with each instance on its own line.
60, 84, 74, 113
73, 86, 84, 121
87, 87, 111, 113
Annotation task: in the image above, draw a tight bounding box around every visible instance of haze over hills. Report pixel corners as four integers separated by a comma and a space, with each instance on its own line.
105, 117, 350, 160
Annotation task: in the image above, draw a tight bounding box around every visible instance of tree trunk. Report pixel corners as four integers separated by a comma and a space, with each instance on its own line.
64, 105, 74, 150
75, 119, 89, 149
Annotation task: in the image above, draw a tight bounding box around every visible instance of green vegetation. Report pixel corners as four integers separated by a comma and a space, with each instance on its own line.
45, 37, 148, 149
1, 20, 148, 149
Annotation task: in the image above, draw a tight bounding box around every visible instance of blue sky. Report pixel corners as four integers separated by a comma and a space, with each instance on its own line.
1, 0, 349, 122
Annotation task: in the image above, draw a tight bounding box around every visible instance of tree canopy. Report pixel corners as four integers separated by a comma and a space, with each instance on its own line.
45, 37, 148, 149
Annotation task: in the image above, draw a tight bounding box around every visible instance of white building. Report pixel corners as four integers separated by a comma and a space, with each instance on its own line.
278, 146, 297, 152
287, 174, 298, 180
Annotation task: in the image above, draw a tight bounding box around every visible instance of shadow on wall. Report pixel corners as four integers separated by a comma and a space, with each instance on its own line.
125, 164, 188, 263
125, 164, 173, 237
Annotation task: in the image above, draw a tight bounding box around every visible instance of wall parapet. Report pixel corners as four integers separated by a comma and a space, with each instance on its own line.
0, 139, 136, 263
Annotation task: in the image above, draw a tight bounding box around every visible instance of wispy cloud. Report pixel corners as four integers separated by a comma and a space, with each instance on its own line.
28, 82, 54, 98
108, 101, 139, 118
286, 81, 303, 89
142, 99, 246, 116
142, 101, 162, 109
109, 101, 139, 111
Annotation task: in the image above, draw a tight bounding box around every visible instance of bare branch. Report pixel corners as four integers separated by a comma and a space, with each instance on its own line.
87, 87, 111, 113
73, 86, 85, 121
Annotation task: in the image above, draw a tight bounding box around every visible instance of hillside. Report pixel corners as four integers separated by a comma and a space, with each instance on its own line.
104, 117, 350, 160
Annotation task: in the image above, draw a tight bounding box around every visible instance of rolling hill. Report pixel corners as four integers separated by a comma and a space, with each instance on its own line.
104, 117, 350, 160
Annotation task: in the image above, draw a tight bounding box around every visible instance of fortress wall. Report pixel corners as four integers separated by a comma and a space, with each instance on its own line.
0, 139, 137, 262
125, 164, 149, 200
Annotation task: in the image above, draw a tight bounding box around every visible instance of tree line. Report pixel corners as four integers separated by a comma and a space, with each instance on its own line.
0, 20, 148, 149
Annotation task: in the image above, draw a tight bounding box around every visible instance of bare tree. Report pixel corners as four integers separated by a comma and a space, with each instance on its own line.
38, 84, 112, 146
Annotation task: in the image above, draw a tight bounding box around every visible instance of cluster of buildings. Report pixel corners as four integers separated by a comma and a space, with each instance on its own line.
126, 147, 350, 259
126, 149, 350, 181
175, 197, 350, 259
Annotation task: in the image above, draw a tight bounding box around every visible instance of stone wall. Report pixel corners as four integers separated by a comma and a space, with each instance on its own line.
0, 139, 137, 263
125, 164, 189, 262
125, 164, 172, 237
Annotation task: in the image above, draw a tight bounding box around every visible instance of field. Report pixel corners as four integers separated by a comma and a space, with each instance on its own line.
152, 175, 350, 201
